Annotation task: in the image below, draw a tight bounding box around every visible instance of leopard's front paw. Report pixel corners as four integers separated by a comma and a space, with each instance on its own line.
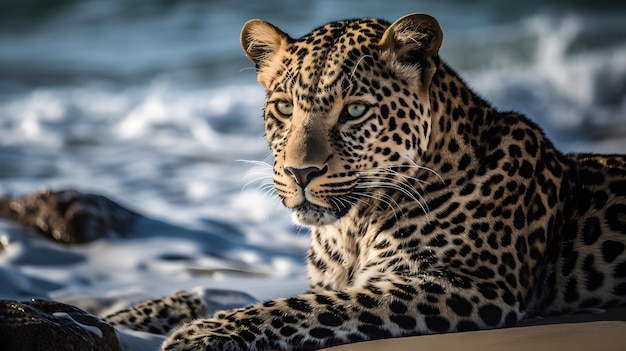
162, 318, 257, 351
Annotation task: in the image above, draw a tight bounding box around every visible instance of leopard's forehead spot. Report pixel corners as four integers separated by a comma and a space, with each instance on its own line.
299, 18, 389, 47
276, 18, 390, 110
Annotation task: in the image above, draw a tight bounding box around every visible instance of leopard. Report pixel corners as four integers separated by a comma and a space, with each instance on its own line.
106, 13, 626, 351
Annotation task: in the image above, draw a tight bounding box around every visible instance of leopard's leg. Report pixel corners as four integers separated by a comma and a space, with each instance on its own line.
104, 291, 207, 335
162, 276, 522, 351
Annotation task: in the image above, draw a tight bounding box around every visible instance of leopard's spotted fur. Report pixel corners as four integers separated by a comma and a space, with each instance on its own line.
110, 13, 626, 351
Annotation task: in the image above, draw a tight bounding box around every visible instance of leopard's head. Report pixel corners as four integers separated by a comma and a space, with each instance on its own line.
241, 14, 443, 226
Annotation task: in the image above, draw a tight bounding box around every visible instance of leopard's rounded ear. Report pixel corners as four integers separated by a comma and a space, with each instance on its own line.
241, 19, 290, 68
379, 13, 443, 59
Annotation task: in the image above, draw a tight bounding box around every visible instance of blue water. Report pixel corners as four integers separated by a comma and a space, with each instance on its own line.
0, 0, 625, 340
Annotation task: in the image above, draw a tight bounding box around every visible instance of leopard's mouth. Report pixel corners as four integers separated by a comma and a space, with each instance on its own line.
290, 199, 352, 226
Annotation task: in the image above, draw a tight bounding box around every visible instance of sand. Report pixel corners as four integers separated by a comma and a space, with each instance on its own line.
322, 306, 626, 351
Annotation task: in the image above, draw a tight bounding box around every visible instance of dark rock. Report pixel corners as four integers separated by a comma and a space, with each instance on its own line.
0, 299, 120, 351
0, 188, 138, 244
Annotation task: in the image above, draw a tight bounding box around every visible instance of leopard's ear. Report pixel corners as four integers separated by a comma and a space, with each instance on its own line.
379, 13, 442, 86
241, 19, 290, 69
380, 13, 442, 59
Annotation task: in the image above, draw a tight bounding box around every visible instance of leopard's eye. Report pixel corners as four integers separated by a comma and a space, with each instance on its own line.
275, 101, 294, 117
347, 103, 368, 118
339, 103, 369, 123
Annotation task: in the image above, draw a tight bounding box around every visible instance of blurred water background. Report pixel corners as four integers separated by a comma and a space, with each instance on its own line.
0, 0, 625, 330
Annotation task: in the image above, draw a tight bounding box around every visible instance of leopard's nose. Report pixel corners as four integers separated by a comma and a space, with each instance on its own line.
284, 165, 328, 188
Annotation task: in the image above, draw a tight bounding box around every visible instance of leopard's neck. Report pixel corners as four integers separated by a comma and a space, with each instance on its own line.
421, 61, 497, 182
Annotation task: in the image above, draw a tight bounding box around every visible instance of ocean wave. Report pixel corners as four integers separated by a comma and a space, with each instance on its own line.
466, 15, 626, 145
0, 81, 267, 155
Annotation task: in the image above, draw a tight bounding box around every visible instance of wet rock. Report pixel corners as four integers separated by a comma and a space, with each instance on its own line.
0, 299, 120, 351
0, 188, 138, 244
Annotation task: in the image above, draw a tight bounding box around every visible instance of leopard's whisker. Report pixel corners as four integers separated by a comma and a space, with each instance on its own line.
342, 55, 374, 94
346, 191, 403, 224
358, 168, 429, 199
241, 175, 273, 192
329, 197, 351, 214
237, 159, 274, 169
356, 180, 428, 216
359, 169, 432, 186
400, 157, 446, 185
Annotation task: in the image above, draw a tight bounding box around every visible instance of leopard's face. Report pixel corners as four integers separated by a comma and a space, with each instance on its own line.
242, 16, 442, 226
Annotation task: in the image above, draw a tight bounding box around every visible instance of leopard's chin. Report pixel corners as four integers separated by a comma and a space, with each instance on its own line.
290, 200, 352, 226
